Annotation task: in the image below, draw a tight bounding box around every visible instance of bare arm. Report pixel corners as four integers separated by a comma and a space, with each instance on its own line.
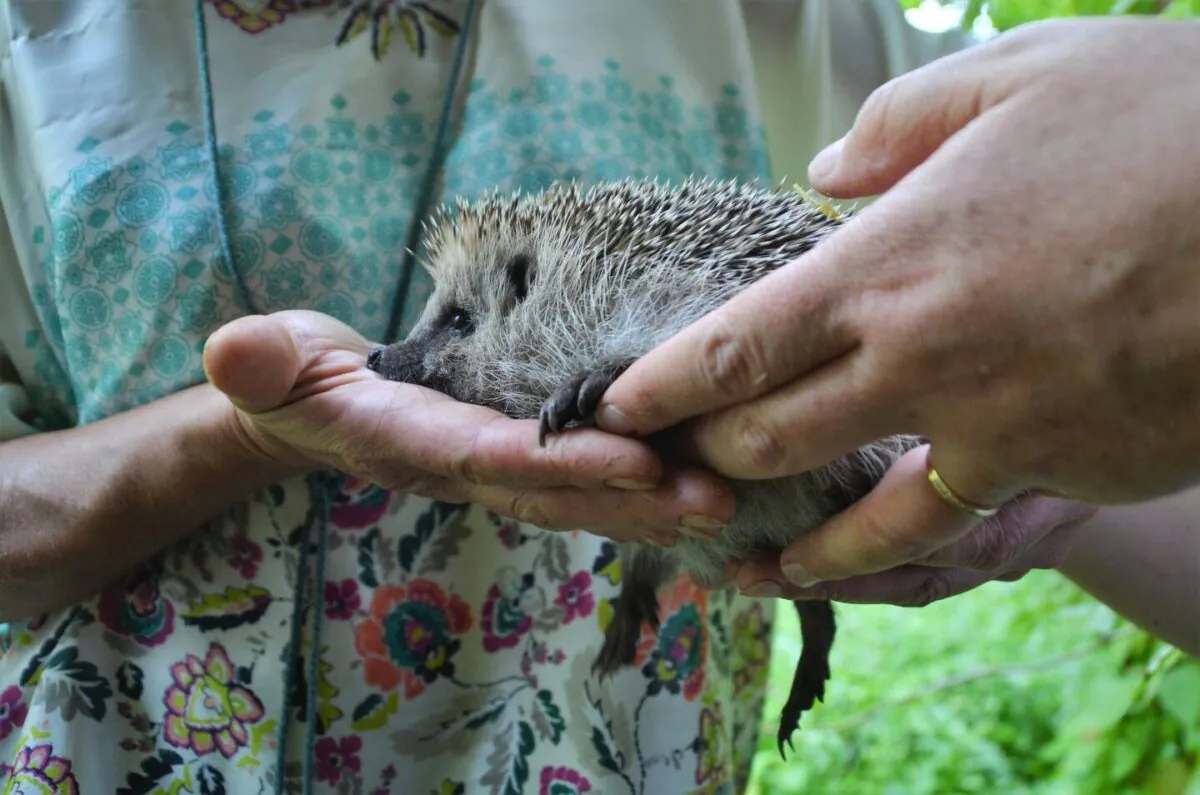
0, 310, 737, 623
0, 384, 307, 622
1058, 490, 1200, 656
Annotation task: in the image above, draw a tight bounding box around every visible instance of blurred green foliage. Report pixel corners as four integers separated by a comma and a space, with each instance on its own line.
746, 7, 1199, 790
898, 0, 1199, 31
747, 573, 1197, 794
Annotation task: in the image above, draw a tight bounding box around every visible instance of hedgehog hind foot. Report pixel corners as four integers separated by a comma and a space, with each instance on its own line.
777, 600, 837, 760
591, 572, 661, 679
538, 357, 638, 446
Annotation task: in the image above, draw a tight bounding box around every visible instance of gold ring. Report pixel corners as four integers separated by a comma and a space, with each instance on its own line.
925, 450, 1000, 519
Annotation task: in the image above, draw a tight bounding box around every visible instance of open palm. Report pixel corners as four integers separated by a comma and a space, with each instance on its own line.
203, 310, 735, 540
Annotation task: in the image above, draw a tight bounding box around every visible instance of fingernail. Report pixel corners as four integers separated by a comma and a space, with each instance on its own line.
807, 137, 844, 183
596, 404, 635, 435
605, 478, 658, 491
781, 562, 819, 589
740, 581, 782, 599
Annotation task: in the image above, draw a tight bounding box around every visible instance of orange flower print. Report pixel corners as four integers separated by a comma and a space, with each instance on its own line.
354, 579, 472, 699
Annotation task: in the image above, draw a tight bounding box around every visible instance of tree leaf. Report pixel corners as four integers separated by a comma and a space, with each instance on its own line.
1158, 660, 1200, 730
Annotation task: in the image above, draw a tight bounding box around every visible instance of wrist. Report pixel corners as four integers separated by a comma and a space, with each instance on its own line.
210, 386, 322, 482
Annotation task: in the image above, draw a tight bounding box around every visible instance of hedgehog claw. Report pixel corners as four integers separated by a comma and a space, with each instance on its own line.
537, 358, 638, 446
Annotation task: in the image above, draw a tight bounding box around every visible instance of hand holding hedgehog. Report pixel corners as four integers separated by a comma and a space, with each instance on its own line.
594, 17, 1200, 596
201, 309, 735, 540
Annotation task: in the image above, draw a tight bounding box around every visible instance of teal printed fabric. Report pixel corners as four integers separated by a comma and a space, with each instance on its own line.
0, 2, 783, 792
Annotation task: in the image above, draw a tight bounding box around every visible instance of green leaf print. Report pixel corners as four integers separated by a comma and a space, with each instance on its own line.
591, 726, 624, 776
350, 691, 399, 731
481, 720, 536, 795
37, 645, 114, 721
116, 661, 145, 699
115, 748, 184, 795
464, 698, 509, 731
532, 689, 566, 744
197, 764, 226, 795
180, 585, 272, 631
357, 527, 381, 588
397, 500, 465, 573
415, 516, 471, 576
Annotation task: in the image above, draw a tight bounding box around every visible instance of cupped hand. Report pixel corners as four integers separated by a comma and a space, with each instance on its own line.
202, 310, 735, 542
592, 17, 1200, 584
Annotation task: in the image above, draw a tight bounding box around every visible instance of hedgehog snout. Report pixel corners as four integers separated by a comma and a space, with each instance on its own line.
364, 342, 427, 385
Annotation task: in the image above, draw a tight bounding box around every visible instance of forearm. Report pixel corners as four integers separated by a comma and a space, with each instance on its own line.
1058, 489, 1200, 655
0, 383, 311, 621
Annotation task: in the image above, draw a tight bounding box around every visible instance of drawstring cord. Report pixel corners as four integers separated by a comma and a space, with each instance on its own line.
192, 1, 479, 791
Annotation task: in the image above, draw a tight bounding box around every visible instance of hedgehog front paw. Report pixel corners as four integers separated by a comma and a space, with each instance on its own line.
538, 358, 637, 446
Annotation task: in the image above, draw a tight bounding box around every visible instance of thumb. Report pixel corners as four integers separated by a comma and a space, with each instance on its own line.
776, 445, 1016, 586
203, 314, 303, 414
808, 51, 1008, 198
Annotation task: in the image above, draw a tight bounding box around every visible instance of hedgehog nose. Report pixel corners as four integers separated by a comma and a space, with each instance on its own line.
366, 346, 386, 371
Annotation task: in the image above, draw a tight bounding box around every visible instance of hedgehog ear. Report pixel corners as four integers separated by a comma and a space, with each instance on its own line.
506, 253, 534, 303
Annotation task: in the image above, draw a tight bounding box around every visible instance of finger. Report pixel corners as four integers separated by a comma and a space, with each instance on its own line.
594, 245, 861, 439
809, 566, 994, 607
204, 314, 302, 413
732, 553, 996, 606
359, 385, 673, 491
915, 495, 1095, 570
205, 310, 374, 411
777, 445, 1013, 587
462, 466, 737, 539
684, 350, 901, 480
807, 40, 1014, 198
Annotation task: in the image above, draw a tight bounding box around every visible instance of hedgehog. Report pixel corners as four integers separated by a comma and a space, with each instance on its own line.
364, 177, 922, 755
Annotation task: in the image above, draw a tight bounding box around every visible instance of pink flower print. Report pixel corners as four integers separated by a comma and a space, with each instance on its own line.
227, 536, 263, 579
315, 735, 364, 786
0, 685, 28, 741
554, 571, 595, 624
3, 744, 79, 795
324, 578, 362, 621
96, 571, 175, 648
162, 644, 265, 758
539, 765, 593, 794
329, 476, 392, 529
480, 581, 533, 653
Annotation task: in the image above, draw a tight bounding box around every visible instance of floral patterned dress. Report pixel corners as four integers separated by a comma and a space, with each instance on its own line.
0, 1, 959, 792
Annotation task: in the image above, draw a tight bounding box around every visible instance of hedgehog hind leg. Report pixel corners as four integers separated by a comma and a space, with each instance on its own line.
538, 357, 638, 445
592, 543, 673, 678
777, 599, 837, 759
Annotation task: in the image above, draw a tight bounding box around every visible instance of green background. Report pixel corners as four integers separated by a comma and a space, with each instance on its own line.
748, 3, 1199, 793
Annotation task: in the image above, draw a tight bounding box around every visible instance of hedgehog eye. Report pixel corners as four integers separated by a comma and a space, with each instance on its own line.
447, 307, 474, 334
